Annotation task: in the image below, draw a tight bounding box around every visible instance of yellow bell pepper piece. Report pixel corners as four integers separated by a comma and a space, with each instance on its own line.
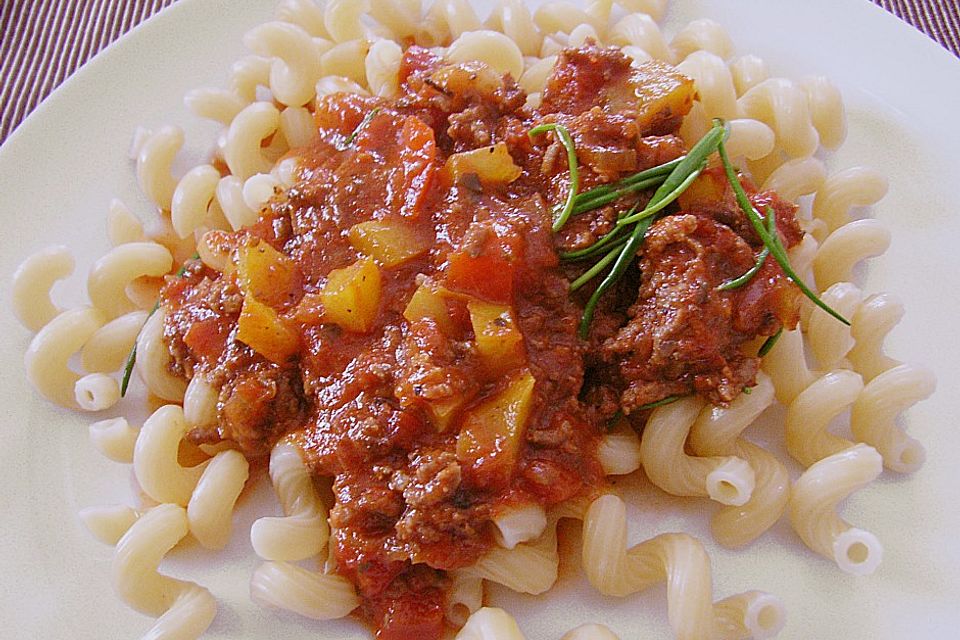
237, 240, 300, 308
467, 299, 525, 373
348, 219, 430, 268
444, 143, 522, 187
456, 371, 536, 489
237, 293, 299, 363
403, 283, 455, 335
320, 257, 381, 333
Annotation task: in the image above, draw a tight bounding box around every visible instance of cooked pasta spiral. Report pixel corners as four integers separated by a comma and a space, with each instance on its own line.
788, 444, 883, 575
639, 396, 756, 507
87, 241, 173, 319
250, 561, 360, 620
851, 363, 936, 473
582, 495, 786, 639
134, 405, 208, 506
244, 21, 323, 107
172, 164, 221, 239
113, 503, 217, 638
135, 309, 188, 402
785, 368, 862, 468
848, 292, 904, 380
12, 245, 75, 332
251, 442, 330, 561
690, 374, 790, 548
89, 417, 140, 463
224, 102, 282, 180
25, 307, 106, 409
80, 310, 148, 374
136, 125, 184, 211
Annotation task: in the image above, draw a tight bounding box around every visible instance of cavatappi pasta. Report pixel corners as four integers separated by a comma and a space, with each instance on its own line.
12, 1, 936, 639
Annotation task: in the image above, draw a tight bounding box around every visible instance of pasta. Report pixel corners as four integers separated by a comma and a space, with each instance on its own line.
788, 444, 884, 575
113, 504, 218, 638
12, 244, 75, 332
639, 396, 756, 507
581, 494, 786, 639
11, 1, 938, 638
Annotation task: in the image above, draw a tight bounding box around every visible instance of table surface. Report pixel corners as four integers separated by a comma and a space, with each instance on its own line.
1, 0, 959, 144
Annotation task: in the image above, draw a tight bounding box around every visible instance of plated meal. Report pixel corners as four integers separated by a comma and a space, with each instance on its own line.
10, 0, 938, 639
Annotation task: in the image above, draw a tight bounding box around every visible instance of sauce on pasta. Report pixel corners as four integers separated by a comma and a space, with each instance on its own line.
160, 43, 802, 639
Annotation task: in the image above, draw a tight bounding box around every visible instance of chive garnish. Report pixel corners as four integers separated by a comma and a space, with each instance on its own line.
120, 254, 199, 397
637, 395, 683, 411
529, 123, 580, 232
742, 386, 753, 395
574, 121, 727, 338
340, 107, 381, 150
758, 328, 783, 357
718, 207, 775, 291
578, 215, 656, 339
715, 131, 849, 326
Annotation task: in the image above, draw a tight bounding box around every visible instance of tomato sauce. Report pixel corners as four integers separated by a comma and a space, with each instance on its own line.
160, 43, 801, 639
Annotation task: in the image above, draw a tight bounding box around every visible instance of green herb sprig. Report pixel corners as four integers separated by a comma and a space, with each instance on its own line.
529, 123, 580, 232
339, 107, 381, 150
573, 121, 728, 338
717, 207, 774, 291
715, 131, 849, 325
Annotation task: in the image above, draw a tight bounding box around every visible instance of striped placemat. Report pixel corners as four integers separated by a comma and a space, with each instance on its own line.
1, 0, 958, 145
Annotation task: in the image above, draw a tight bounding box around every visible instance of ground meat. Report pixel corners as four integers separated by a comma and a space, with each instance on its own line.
602, 210, 800, 409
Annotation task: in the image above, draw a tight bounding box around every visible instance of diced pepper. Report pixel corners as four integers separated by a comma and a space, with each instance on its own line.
677, 166, 729, 210
444, 143, 522, 187
237, 240, 301, 309
403, 283, 455, 335
621, 60, 696, 134
456, 371, 537, 489
427, 395, 465, 433
396, 116, 437, 218
349, 219, 430, 268
467, 299, 525, 374
237, 293, 300, 363
320, 257, 382, 333
445, 250, 515, 304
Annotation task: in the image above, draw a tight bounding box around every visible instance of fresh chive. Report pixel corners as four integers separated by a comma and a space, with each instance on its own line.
575, 156, 683, 204
569, 235, 630, 291
578, 214, 656, 339
340, 107, 381, 150
529, 123, 580, 232
120, 253, 199, 397
718, 207, 775, 291
758, 328, 783, 357
742, 386, 753, 395
636, 395, 683, 411
574, 122, 727, 338
606, 409, 624, 429
560, 202, 640, 262
571, 175, 665, 215
715, 133, 850, 326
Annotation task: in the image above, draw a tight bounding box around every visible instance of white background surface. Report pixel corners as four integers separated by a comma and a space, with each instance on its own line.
1, 1, 958, 638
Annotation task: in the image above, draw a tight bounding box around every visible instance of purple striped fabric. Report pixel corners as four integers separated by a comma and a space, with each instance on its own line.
1, 0, 958, 145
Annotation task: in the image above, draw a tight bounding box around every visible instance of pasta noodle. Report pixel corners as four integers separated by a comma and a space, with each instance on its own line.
788, 444, 884, 575
850, 363, 936, 473
12, 245, 75, 332
113, 504, 218, 637
135, 125, 184, 211
133, 405, 208, 506
581, 494, 785, 639
80, 310, 148, 374
134, 310, 188, 402
445, 570, 484, 627
251, 442, 330, 562
187, 449, 250, 549
250, 561, 360, 620
690, 374, 790, 548
25, 307, 105, 409
244, 21, 323, 107
74, 372, 120, 411
87, 241, 173, 319
561, 624, 621, 640
79, 504, 142, 545
785, 369, 862, 468
89, 417, 140, 464
639, 396, 756, 507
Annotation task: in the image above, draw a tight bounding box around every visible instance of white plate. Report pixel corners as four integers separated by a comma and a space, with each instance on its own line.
1, 1, 958, 638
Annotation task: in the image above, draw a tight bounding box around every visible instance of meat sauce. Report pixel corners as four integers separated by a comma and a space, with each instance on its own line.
160, 43, 801, 639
